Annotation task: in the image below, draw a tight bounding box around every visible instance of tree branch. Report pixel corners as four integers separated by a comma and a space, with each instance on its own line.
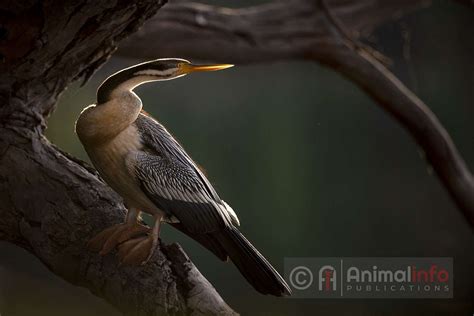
0, 0, 236, 314
0, 129, 236, 315
118, 0, 474, 227
117, 0, 430, 63
314, 42, 474, 226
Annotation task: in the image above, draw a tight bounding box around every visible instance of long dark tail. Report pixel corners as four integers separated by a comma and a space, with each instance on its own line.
172, 222, 291, 296
213, 226, 291, 296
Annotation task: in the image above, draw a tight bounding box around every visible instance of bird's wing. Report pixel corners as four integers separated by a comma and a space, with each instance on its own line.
132, 113, 239, 233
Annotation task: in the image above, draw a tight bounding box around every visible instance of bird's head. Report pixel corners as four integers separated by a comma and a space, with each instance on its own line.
97, 58, 233, 104
132, 58, 234, 81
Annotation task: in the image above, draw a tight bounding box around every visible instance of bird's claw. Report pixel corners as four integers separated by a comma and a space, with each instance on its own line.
87, 223, 150, 255
118, 234, 159, 266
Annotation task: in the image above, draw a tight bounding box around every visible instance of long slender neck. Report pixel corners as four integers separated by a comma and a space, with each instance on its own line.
97, 67, 143, 104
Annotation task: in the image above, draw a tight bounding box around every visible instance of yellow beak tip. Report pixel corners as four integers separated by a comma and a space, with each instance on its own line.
220, 64, 234, 70
184, 63, 235, 73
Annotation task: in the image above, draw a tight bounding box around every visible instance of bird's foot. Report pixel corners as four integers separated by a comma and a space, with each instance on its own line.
117, 233, 159, 266
87, 223, 150, 255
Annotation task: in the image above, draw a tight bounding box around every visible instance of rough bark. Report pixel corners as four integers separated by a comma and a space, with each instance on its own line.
0, 0, 235, 315
118, 0, 474, 227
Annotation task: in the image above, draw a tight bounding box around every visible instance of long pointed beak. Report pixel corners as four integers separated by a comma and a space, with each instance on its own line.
180, 63, 234, 74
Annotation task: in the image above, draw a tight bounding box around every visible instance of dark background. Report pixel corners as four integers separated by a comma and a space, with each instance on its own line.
1, 1, 473, 315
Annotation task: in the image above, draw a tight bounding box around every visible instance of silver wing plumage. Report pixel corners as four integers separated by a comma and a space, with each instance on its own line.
132, 113, 239, 233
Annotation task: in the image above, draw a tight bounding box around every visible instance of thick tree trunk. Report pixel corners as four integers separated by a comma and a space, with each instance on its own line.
0, 1, 235, 315
0, 129, 236, 315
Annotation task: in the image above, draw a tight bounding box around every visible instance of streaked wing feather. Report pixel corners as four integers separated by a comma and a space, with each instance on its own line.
136, 113, 222, 202
134, 151, 230, 233
133, 113, 241, 232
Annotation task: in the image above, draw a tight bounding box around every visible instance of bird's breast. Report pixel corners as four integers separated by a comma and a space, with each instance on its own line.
85, 124, 158, 213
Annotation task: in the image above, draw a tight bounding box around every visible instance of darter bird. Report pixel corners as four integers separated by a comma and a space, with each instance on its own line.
75, 58, 291, 296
